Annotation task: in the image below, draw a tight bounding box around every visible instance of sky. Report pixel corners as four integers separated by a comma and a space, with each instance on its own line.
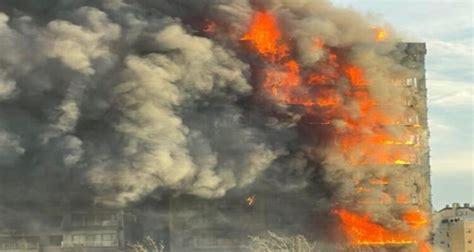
332, 0, 473, 210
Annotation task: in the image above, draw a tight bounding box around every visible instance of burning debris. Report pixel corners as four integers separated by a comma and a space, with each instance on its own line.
0, 0, 430, 251
246, 194, 256, 206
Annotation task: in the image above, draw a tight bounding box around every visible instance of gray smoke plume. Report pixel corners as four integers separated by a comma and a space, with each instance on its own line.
0, 0, 430, 249
0, 0, 282, 207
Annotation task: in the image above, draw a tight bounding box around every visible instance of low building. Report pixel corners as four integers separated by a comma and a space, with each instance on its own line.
433, 203, 474, 252
0, 209, 141, 252
0, 231, 40, 252
61, 210, 141, 252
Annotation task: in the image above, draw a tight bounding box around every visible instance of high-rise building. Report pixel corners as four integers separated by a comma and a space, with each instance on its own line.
0, 42, 430, 252
168, 42, 431, 252
398, 42, 430, 209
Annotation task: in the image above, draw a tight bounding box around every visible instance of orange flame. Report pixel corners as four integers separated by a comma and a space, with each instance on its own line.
370, 178, 389, 185
344, 66, 368, 86
203, 19, 217, 33
373, 27, 389, 42
313, 37, 325, 49
333, 209, 417, 245
396, 193, 410, 204
241, 11, 427, 248
403, 210, 429, 228
418, 241, 433, 252
241, 12, 289, 62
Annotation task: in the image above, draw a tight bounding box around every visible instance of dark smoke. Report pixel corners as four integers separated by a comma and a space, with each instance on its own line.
0, 0, 430, 249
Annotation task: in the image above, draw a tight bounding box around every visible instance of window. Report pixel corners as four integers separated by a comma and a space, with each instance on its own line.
406, 134, 415, 145
72, 215, 84, 227
86, 216, 95, 226
405, 114, 419, 125
102, 234, 114, 241
3, 242, 15, 249
86, 235, 95, 242
409, 153, 419, 164
48, 216, 63, 227
406, 77, 418, 87
72, 235, 83, 244
405, 98, 415, 107
49, 235, 63, 246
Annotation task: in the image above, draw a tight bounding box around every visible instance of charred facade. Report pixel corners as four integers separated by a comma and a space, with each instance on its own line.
168, 42, 431, 252
0, 1, 431, 251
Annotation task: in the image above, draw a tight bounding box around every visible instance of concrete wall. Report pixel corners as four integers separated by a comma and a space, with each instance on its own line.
433, 204, 474, 252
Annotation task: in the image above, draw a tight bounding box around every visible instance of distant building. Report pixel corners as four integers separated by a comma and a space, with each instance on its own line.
433, 203, 474, 252
0, 209, 140, 252
0, 231, 40, 252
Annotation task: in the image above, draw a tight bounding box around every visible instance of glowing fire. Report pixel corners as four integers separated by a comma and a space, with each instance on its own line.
333, 209, 417, 245
403, 210, 429, 228
241, 12, 288, 62
344, 66, 368, 86
246, 195, 256, 206
418, 241, 433, 252
373, 27, 389, 42
241, 11, 428, 248
396, 193, 410, 204
203, 19, 217, 33
313, 38, 325, 49
370, 178, 389, 185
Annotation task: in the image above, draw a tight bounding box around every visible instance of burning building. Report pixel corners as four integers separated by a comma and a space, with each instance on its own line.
168, 40, 431, 251
0, 1, 431, 252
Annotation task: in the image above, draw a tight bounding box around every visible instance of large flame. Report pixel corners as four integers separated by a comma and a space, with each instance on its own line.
333, 209, 417, 245
241, 11, 429, 249
403, 210, 429, 228
241, 12, 289, 62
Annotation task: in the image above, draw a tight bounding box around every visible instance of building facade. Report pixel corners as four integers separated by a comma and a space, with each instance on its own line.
0, 209, 140, 252
0, 42, 430, 252
168, 42, 430, 251
434, 203, 474, 252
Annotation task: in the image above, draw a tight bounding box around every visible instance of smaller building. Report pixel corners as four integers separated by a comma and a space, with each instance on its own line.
0, 209, 141, 252
0, 230, 40, 252
61, 210, 141, 252
433, 203, 474, 252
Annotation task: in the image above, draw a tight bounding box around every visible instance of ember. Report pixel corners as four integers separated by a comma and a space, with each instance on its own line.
374, 27, 389, 42
246, 195, 256, 206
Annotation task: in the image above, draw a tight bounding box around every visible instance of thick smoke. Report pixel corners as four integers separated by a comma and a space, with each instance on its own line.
0, 0, 430, 249
0, 0, 280, 207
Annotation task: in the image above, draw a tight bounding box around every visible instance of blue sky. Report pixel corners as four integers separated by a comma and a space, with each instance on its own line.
332, 0, 473, 210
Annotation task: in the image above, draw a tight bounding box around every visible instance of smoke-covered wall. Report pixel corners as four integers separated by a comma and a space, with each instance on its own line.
0, 0, 277, 207
0, 0, 430, 249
